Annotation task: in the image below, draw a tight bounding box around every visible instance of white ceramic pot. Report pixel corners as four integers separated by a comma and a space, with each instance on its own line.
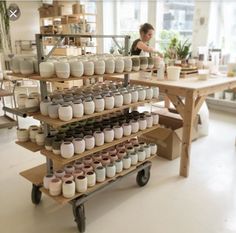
94, 131, 104, 147
122, 123, 132, 136
105, 58, 115, 74
84, 135, 95, 150
104, 95, 114, 110
113, 125, 123, 139
29, 128, 39, 142
20, 59, 34, 75
145, 87, 153, 100
143, 145, 151, 158
137, 148, 146, 161
11, 57, 20, 73
60, 142, 74, 159
40, 100, 52, 116
122, 155, 131, 169
84, 98, 95, 115
83, 156, 93, 166
124, 57, 132, 72
62, 174, 74, 183
74, 160, 85, 170
150, 143, 157, 155
48, 103, 59, 119
86, 171, 96, 187
35, 131, 45, 146
145, 114, 153, 128
25, 97, 38, 110
55, 169, 66, 178
70, 61, 84, 77
94, 60, 105, 75
84, 61, 94, 76
43, 174, 55, 189
64, 165, 75, 174
167, 66, 181, 81
114, 93, 123, 108
130, 120, 139, 133
39, 62, 55, 78
95, 166, 106, 182
131, 90, 138, 103
62, 180, 75, 198
104, 128, 114, 143
75, 175, 88, 192
152, 87, 159, 99
123, 91, 132, 105
115, 58, 124, 73
138, 88, 146, 101
72, 100, 84, 118
138, 118, 147, 131
17, 94, 28, 109
73, 138, 85, 154
49, 178, 62, 196
94, 96, 105, 112
55, 62, 70, 79
106, 164, 116, 178
29, 92, 40, 102
17, 128, 29, 142
129, 152, 138, 165
115, 159, 123, 173
58, 104, 73, 121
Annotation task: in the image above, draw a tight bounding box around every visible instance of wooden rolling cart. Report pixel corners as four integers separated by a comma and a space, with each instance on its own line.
14, 34, 160, 232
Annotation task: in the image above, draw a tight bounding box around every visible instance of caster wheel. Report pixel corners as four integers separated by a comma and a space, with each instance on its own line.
31, 184, 42, 205
73, 204, 86, 233
136, 168, 150, 187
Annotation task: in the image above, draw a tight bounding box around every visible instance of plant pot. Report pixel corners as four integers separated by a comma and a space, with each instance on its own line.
84, 135, 95, 150
95, 166, 106, 182
55, 62, 70, 79
75, 175, 88, 192
106, 164, 116, 178
48, 103, 60, 119
49, 178, 62, 196
94, 131, 104, 146
60, 142, 74, 158
86, 171, 96, 187
39, 62, 55, 78
17, 128, 29, 142
94, 96, 105, 112
70, 61, 84, 77
43, 174, 55, 189
104, 128, 114, 143
122, 155, 131, 169
72, 100, 84, 118
73, 138, 85, 154
62, 180, 75, 198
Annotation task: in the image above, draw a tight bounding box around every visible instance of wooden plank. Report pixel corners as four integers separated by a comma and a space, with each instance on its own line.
33, 99, 155, 128
194, 96, 206, 116
40, 155, 157, 205
16, 141, 43, 152
0, 115, 17, 129
40, 125, 160, 165
0, 89, 13, 97
166, 94, 185, 119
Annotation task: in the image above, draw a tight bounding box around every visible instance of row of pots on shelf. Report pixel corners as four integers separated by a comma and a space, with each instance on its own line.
43, 139, 157, 198
39, 56, 157, 79
16, 92, 40, 110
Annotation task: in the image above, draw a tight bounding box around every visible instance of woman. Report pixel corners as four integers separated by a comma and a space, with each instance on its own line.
130, 23, 162, 57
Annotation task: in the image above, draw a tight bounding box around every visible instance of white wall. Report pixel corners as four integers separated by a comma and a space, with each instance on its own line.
7, 0, 41, 53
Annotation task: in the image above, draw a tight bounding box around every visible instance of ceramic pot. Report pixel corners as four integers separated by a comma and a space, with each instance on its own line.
137, 148, 146, 161
73, 169, 84, 178
70, 61, 84, 77
122, 123, 132, 136
83, 156, 93, 166
145, 87, 153, 100
139, 141, 146, 148
95, 166, 106, 182
132, 57, 140, 71
73, 138, 85, 154
94, 131, 104, 147
39, 62, 54, 78
148, 57, 154, 69
60, 142, 74, 158
43, 174, 55, 189
29, 128, 39, 142
106, 164, 116, 178
17, 94, 28, 109
84, 135, 95, 150
94, 96, 105, 112
55, 169, 66, 178
123, 57, 132, 72
129, 152, 138, 165
49, 178, 62, 196
11, 57, 20, 73
55, 62, 70, 79
64, 165, 75, 174
83, 61, 94, 76
82, 165, 93, 174
25, 97, 38, 110
35, 131, 45, 146
151, 112, 159, 125
93, 160, 102, 169
138, 88, 146, 101
44, 135, 56, 151
48, 103, 60, 119
130, 138, 139, 145
123, 91, 132, 105
74, 160, 84, 170
84, 98, 95, 115
117, 149, 126, 159
72, 100, 84, 118
86, 171, 96, 187
40, 99, 52, 116
62, 180, 75, 198
105, 58, 115, 74
150, 143, 157, 155
145, 114, 153, 128
93, 153, 102, 162
140, 57, 148, 70
133, 144, 140, 152
122, 155, 131, 169
17, 128, 29, 142
75, 175, 88, 192
143, 145, 151, 158
115, 159, 123, 173
94, 60, 105, 75
114, 93, 123, 108
109, 154, 118, 163
152, 87, 159, 99
20, 59, 34, 75
58, 104, 73, 122
138, 118, 147, 131
104, 95, 114, 110
126, 146, 135, 154
115, 58, 124, 73
131, 90, 139, 103
62, 174, 74, 182
104, 128, 114, 143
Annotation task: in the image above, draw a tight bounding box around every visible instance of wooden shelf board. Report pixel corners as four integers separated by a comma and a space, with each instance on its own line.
0, 89, 13, 97
33, 99, 155, 128
40, 13, 96, 20
40, 125, 160, 165
16, 141, 43, 152
40, 154, 156, 205
0, 115, 17, 129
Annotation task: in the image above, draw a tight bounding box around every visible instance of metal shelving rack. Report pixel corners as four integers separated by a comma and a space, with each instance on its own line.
16, 33, 158, 232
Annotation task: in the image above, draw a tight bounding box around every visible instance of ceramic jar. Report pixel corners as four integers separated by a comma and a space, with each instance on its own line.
20, 59, 34, 75
123, 91, 132, 105
114, 93, 123, 108
140, 57, 148, 70
58, 104, 73, 121
93, 154, 102, 162
113, 125, 123, 139
151, 112, 159, 125
17, 128, 29, 142
129, 152, 138, 165
145, 87, 153, 100
73, 138, 85, 154
11, 57, 20, 73
110, 154, 118, 163
55, 169, 66, 178
64, 165, 75, 174
95, 166, 106, 182
62, 180, 75, 198
75, 175, 88, 192
72, 100, 84, 118
49, 178, 62, 196
73, 169, 84, 178
29, 128, 39, 142
104, 95, 114, 110
148, 57, 154, 69
104, 128, 114, 143
101, 157, 110, 166
122, 123, 132, 136
123, 57, 132, 72
17, 94, 28, 109
126, 146, 135, 154
39, 62, 54, 78
60, 142, 74, 158
82, 165, 93, 174
84, 61, 94, 76
139, 141, 146, 148
35, 131, 45, 146
52, 139, 62, 155
143, 145, 151, 158
94, 60, 105, 75
138, 148, 146, 161
94, 131, 104, 147
40, 99, 52, 116
43, 174, 55, 189
131, 90, 139, 103
122, 155, 131, 169
117, 150, 126, 159
115, 58, 124, 73
44, 135, 55, 151
150, 143, 157, 155
55, 62, 70, 79
93, 161, 102, 169
133, 144, 140, 152
138, 88, 146, 101
94, 96, 105, 112
132, 57, 140, 71
115, 159, 123, 173
25, 97, 38, 110
105, 58, 115, 74
145, 114, 153, 128
62, 174, 74, 182
84, 98, 95, 115
48, 103, 60, 119
83, 156, 93, 166
152, 87, 159, 99
130, 137, 139, 145
70, 61, 84, 77
138, 117, 147, 131
130, 120, 139, 133
86, 171, 96, 187
106, 164, 116, 178
74, 160, 85, 170
84, 135, 95, 150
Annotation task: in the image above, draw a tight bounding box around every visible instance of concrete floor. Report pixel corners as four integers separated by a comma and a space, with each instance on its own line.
0, 109, 236, 233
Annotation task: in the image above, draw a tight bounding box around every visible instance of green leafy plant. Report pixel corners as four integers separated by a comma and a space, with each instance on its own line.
176, 39, 191, 60
164, 37, 179, 60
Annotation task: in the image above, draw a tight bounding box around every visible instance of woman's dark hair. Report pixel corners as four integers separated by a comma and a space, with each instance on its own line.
139, 23, 154, 35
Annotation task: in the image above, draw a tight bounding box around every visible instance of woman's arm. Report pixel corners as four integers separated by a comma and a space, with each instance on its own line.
137, 41, 163, 57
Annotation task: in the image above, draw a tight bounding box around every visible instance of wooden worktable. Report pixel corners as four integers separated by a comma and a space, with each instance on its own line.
105, 74, 236, 177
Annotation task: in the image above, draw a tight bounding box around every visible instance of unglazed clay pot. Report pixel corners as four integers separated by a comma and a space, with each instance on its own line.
95, 166, 106, 182
122, 123, 132, 136
104, 95, 114, 110
75, 175, 87, 192
140, 57, 148, 70
130, 120, 139, 133
115, 58, 124, 73
132, 57, 140, 71
114, 93, 123, 108
48, 103, 60, 119
43, 174, 55, 189
137, 148, 146, 161
150, 143, 157, 155
123, 56, 132, 72
55, 62, 70, 79
40, 99, 52, 116
122, 155, 131, 169
94, 60, 105, 75
49, 178, 62, 196
11, 57, 20, 73
151, 112, 159, 125
60, 142, 74, 158
106, 163, 116, 178
148, 57, 154, 69
129, 152, 138, 165
105, 58, 115, 74
70, 61, 84, 77
58, 104, 73, 121
86, 171, 96, 187
145, 87, 153, 100
84, 98, 95, 115
94, 131, 104, 147
62, 180, 75, 198
84, 135, 95, 150
17, 128, 29, 142
64, 165, 75, 174
83, 61, 94, 76
94, 96, 105, 112
72, 100, 84, 118
73, 138, 85, 154
20, 59, 34, 75
17, 93, 28, 109
143, 145, 151, 158
39, 62, 55, 78
35, 131, 45, 146
115, 159, 123, 173
104, 128, 114, 143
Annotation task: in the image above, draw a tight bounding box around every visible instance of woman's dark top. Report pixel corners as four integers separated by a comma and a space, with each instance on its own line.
130, 39, 142, 55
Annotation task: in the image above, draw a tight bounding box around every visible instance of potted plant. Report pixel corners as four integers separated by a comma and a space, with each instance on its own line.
164, 37, 179, 65
176, 39, 191, 66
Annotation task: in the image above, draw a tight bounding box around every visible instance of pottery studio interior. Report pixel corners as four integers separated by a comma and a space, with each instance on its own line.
0, 0, 236, 233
